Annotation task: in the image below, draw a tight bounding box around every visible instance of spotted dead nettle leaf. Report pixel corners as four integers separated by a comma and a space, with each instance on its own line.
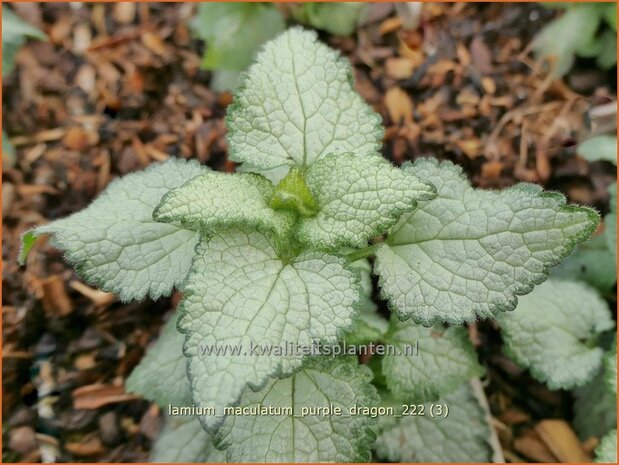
375, 158, 599, 325
151, 414, 226, 463
344, 259, 388, 346
125, 312, 191, 406
179, 227, 360, 431
21, 159, 206, 301
604, 340, 617, 395
381, 320, 484, 402
215, 357, 378, 462
226, 27, 383, 183
574, 369, 617, 441
595, 429, 618, 463
375, 384, 493, 462
499, 279, 614, 390
154, 171, 295, 238
299, 153, 436, 250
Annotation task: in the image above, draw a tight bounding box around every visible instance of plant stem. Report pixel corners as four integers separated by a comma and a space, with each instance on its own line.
346, 245, 378, 262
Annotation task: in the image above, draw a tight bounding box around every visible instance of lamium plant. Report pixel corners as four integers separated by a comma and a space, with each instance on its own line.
21, 28, 615, 463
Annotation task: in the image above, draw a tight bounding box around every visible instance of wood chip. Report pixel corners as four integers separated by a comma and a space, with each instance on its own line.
384, 87, 414, 125
73, 384, 138, 410
514, 429, 557, 462
379, 16, 402, 35
41, 275, 73, 317
69, 280, 117, 307
141, 31, 167, 56
385, 57, 416, 79
65, 436, 104, 457
482, 160, 504, 179
113, 2, 136, 25
63, 127, 99, 151
3, 183, 15, 218
74, 354, 96, 371
16, 184, 59, 196
535, 419, 591, 463
456, 138, 481, 158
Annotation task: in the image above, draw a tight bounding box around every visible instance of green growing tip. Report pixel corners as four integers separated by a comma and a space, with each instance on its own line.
269, 167, 318, 218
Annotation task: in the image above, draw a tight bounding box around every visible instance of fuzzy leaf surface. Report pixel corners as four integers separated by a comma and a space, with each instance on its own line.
382, 321, 484, 401
179, 227, 360, 431
227, 27, 383, 183
375, 384, 492, 462
125, 312, 191, 406
215, 357, 378, 462
604, 340, 617, 395
151, 414, 226, 463
375, 158, 599, 325
154, 171, 294, 237
595, 429, 617, 463
498, 279, 613, 389
574, 370, 617, 440
299, 153, 436, 250
344, 259, 387, 346
23, 159, 206, 301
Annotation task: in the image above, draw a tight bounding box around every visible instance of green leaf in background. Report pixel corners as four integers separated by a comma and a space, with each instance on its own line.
215, 357, 379, 462
125, 313, 191, 407
498, 279, 614, 390
595, 429, 617, 463
596, 29, 617, 68
381, 321, 484, 402
2, 130, 16, 168
3, 8, 45, 166
375, 384, 493, 462
535, 4, 607, 76
192, 3, 285, 91
2, 7, 45, 76
605, 183, 616, 260
151, 414, 226, 463
291, 3, 367, 36
552, 235, 616, 293
604, 341, 617, 396
574, 369, 617, 441
374, 158, 599, 326
21, 159, 207, 301
194, 3, 284, 71
578, 135, 617, 164
603, 2, 617, 31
